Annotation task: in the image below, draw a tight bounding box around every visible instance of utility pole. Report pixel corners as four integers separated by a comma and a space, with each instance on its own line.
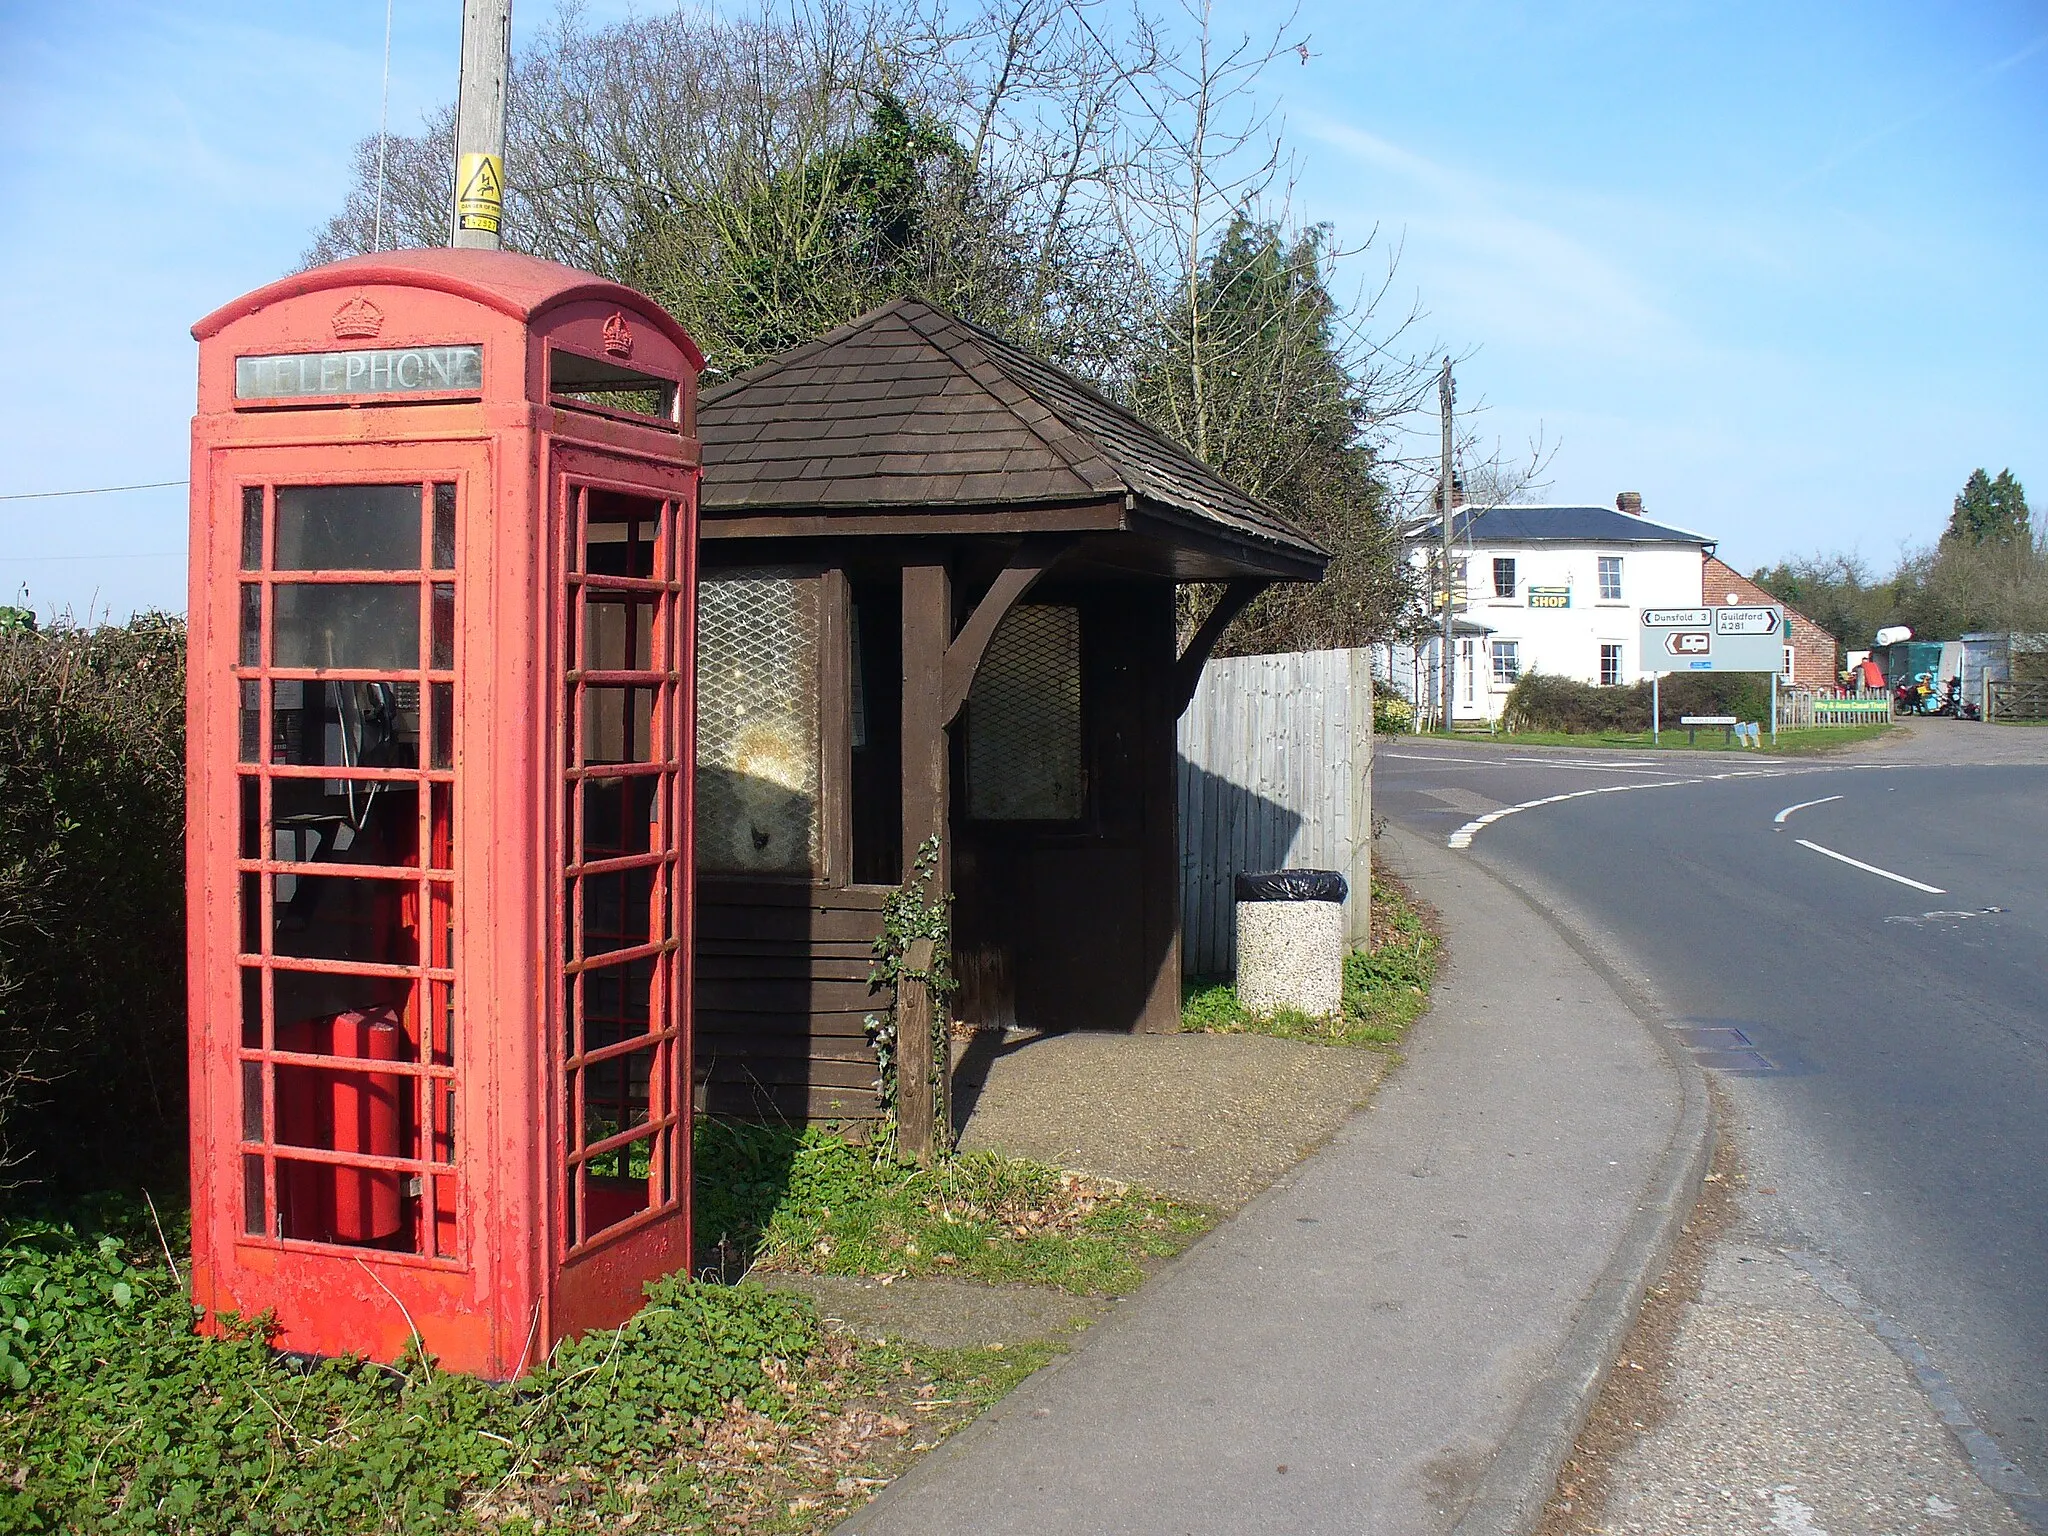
451, 0, 512, 249
1438, 358, 1456, 734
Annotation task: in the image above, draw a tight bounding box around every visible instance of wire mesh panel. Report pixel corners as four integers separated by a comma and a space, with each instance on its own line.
967, 604, 1082, 820
694, 572, 822, 874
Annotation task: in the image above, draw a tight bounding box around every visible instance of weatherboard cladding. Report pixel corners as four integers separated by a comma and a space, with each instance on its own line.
1416, 505, 1715, 547
697, 298, 1321, 558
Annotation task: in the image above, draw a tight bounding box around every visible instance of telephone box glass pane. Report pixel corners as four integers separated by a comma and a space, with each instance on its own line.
275, 485, 422, 571
582, 1162, 651, 1238
583, 1046, 654, 1143
274, 584, 421, 670
429, 683, 453, 770
583, 594, 653, 672
695, 573, 821, 874
274, 971, 414, 1049
241, 966, 263, 1048
431, 484, 456, 570
241, 487, 265, 570
584, 495, 657, 578
243, 1156, 266, 1236
580, 867, 653, 956
240, 585, 262, 666
431, 585, 455, 670
272, 776, 420, 869
270, 679, 420, 770
272, 874, 419, 965
239, 777, 261, 859
581, 775, 657, 858
239, 681, 262, 764
582, 686, 655, 765
583, 958, 653, 1050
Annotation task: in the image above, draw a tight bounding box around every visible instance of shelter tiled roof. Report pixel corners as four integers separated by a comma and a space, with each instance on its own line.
698, 299, 1322, 561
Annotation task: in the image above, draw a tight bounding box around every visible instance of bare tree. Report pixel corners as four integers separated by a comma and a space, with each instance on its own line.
304, 0, 1460, 647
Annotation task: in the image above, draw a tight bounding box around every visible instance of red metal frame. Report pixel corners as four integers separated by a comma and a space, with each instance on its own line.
188, 251, 702, 1377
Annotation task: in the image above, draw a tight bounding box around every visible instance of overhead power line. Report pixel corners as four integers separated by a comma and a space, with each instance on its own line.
0, 480, 188, 502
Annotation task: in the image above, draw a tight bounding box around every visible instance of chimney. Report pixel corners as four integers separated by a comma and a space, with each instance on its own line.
1616, 491, 1643, 516
1435, 474, 1466, 513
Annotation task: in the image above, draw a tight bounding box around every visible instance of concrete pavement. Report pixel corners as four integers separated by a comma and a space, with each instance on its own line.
838, 824, 1707, 1536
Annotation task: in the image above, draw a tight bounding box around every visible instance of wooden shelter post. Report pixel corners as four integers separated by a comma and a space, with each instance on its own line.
899, 560, 952, 1160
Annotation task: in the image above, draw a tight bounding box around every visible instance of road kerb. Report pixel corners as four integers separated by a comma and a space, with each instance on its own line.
1381, 826, 1715, 1536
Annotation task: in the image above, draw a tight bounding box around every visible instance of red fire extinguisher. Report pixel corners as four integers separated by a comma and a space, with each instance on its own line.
277, 1008, 411, 1246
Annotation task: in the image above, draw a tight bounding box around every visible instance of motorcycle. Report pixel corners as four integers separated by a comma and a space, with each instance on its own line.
1935, 676, 1982, 721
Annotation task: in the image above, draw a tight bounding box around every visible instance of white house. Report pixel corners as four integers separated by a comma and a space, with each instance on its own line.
1392, 493, 1716, 725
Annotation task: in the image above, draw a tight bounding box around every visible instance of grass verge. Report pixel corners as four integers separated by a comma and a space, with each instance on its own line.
0, 1193, 1065, 1534
1182, 874, 1441, 1048
695, 1122, 1212, 1295
1427, 724, 1893, 754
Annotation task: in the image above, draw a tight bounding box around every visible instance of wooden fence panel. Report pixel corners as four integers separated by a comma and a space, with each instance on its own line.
1177, 647, 1373, 977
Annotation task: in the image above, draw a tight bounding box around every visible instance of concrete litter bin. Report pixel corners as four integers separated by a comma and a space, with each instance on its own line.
1234, 869, 1348, 1019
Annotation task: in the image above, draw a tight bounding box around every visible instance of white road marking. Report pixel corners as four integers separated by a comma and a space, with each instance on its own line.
1794, 838, 1946, 894
1444, 769, 1794, 849
1773, 794, 1843, 824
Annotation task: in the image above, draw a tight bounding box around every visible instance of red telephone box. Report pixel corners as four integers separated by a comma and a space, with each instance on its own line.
186, 249, 701, 1377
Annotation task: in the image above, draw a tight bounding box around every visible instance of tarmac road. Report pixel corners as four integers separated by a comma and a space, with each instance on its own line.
1377, 737, 2048, 1513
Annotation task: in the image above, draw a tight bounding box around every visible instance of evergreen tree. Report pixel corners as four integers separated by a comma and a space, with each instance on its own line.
1130, 215, 1411, 650
1945, 467, 2031, 545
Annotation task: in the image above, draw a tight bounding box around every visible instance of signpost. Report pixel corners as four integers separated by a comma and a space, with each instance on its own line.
1640, 605, 1786, 744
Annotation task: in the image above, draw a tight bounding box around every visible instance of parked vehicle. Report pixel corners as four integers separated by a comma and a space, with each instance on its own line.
1935, 676, 1982, 721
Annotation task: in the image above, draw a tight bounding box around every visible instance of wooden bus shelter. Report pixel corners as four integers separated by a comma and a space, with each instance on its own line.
691, 300, 1324, 1141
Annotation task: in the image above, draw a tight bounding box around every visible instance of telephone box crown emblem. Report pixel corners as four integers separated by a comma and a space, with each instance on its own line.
602, 311, 634, 358
331, 296, 384, 339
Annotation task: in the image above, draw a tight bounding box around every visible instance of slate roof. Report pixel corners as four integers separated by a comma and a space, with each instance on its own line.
698, 299, 1323, 562
1409, 504, 1715, 547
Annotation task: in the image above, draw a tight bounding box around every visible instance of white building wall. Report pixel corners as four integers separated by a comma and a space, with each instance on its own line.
1407, 538, 1706, 722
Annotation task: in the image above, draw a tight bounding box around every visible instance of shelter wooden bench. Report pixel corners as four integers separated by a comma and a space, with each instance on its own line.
1680, 714, 1738, 745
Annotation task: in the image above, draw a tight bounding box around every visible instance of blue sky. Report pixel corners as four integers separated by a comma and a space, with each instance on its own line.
1, 0, 2043, 619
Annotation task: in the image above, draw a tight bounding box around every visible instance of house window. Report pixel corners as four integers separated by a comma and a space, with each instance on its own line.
1600, 643, 1623, 687
1491, 640, 1520, 685
1598, 556, 1623, 601
1492, 557, 1516, 598
1782, 645, 1797, 684
1459, 638, 1475, 704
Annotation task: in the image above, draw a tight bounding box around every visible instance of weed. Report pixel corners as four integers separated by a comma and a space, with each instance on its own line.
0, 1200, 827, 1532
694, 1121, 1210, 1295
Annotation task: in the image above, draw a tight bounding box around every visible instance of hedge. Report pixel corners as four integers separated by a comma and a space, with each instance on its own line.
1500, 670, 1773, 734
0, 615, 187, 1199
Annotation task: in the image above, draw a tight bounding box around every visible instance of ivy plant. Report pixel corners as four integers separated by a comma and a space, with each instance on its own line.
863, 835, 956, 1156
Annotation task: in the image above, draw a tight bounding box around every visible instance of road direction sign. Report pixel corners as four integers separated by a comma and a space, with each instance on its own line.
1642, 607, 1710, 628
1715, 606, 1779, 636
1640, 605, 1784, 673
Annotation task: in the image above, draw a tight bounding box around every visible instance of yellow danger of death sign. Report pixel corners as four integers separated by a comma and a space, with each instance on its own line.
456, 153, 503, 234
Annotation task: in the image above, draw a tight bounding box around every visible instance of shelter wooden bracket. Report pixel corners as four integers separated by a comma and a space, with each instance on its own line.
938, 535, 1077, 725
1171, 579, 1271, 716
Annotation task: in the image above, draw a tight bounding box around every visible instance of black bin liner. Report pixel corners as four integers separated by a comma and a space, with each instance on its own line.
1234, 868, 1348, 904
